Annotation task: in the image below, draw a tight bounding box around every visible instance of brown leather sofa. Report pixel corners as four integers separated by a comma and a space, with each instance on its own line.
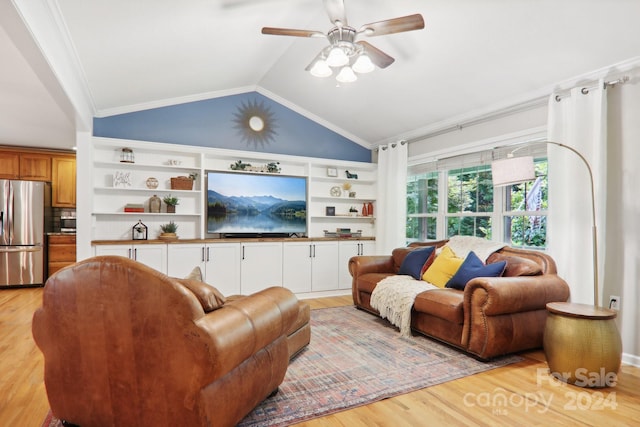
349, 240, 570, 360
32, 256, 299, 427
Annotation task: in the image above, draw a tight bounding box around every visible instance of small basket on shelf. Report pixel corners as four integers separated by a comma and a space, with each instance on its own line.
170, 176, 194, 190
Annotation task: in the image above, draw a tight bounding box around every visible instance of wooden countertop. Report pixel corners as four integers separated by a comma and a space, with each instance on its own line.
92, 236, 375, 245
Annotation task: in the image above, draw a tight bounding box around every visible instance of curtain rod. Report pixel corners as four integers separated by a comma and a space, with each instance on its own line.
554, 75, 629, 102
397, 75, 630, 145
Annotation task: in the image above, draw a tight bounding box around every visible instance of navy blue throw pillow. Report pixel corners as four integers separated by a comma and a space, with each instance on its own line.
398, 246, 436, 280
445, 251, 506, 290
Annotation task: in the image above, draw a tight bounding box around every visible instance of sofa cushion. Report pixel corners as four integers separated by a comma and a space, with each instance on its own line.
174, 266, 226, 312
445, 251, 507, 290
413, 289, 464, 324
391, 247, 415, 273
486, 253, 542, 277
398, 246, 436, 280
358, 273, 397, 294
422, 246, 464, 288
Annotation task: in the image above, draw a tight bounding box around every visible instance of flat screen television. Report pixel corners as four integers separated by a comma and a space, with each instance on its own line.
205, 170, 307, 238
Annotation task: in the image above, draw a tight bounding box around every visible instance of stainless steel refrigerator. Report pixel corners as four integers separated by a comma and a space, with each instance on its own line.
0, 180, 46, 287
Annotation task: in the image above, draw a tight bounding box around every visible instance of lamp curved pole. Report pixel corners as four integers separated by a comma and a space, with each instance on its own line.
512, 141, 598, 307
545, 141, 599, 307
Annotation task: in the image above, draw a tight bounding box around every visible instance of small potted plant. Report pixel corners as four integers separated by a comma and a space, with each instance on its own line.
159, 221, 178, 240
163, 194, 179, 213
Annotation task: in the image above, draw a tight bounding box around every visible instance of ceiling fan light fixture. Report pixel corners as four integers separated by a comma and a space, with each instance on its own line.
326, 46, 349, 67
352, 53, 374, 73
310, 59, 332, 78
336, 66, 357, 83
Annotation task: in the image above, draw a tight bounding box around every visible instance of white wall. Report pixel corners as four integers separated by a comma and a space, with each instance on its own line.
408, 78, 640, 365
605, 73, 640, 365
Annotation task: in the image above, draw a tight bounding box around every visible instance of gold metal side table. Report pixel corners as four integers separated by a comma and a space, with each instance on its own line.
543, 302, 622, 388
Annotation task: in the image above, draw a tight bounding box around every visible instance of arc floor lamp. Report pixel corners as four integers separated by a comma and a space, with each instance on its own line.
490, 140, 599, 307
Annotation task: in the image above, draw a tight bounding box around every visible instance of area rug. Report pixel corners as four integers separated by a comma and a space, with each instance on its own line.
42, 306, 522, 427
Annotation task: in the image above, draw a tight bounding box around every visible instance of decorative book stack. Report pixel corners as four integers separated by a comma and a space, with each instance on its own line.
124, 203, 145, 213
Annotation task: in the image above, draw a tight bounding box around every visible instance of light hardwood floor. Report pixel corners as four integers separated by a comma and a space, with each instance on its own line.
2, 288, 638, 426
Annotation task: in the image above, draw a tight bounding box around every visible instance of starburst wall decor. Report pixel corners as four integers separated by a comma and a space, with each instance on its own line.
232, 99, 278, 147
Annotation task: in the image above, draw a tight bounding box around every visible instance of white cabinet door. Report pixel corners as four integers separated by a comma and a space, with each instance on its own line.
132, 244, 167, 274
240, 242, 283, 295
338, 240, 374, 289
205, 243, 241, 296
167, 243, 206, 278
311, 241, 339, 292
94, 243, 167, 274
282, 242, 313, 293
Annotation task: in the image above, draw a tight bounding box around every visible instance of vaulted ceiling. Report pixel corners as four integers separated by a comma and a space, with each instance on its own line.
2, 0, 640, 151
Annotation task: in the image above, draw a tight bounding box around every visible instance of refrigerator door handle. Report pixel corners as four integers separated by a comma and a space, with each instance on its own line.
0, 245, 42, 253
0, 211, 3, 236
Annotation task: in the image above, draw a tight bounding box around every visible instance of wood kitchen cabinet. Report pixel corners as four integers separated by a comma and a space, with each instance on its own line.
47, 234, 76, 277
0, 151, 20, 179
52, 155, 76, 207
0, 150, 50, 180
19, 152, 51, 181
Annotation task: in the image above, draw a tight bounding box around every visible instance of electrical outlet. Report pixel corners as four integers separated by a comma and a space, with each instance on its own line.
609, 295, 621, 310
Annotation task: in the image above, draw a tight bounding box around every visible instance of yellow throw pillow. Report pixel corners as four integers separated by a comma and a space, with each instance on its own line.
422, 246, 464, 288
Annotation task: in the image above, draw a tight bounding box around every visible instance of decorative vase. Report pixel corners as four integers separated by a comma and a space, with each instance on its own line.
362, 203, 368, 216
166, 205, 176, 213
149, 195, 161, 213
146, 177, 158, 189
367, 202, 374, 217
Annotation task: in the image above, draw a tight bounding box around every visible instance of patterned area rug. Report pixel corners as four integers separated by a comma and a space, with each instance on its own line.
42, 306, 522, 427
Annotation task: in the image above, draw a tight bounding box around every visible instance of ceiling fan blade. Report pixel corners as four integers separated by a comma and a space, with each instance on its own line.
323, 0, 347, 27
357, 41, 394, 68
359, 14, 425, 36
261, 27, 325, 38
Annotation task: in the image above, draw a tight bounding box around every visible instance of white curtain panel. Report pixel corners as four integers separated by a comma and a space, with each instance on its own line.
547, 80, 607, 306
376, 141, 408, 254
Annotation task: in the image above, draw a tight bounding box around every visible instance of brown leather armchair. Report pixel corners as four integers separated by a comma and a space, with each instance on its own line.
32, 256, 299, 427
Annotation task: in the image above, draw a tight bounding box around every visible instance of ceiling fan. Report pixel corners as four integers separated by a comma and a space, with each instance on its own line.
261, 0, 425, 83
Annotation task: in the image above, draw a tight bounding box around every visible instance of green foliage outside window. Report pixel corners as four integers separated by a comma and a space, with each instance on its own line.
504, 160, 548, 248
406, 158, 548, 248
406, 173, 438, 241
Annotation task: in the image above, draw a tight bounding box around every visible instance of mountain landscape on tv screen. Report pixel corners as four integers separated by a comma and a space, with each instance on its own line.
207, 190, 306, 234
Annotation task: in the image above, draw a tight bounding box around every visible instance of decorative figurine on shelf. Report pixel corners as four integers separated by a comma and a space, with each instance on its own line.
349, 206, 358, 217
266, 162, 281, 173
230, 160, 251, 171
345, 170, 358, 179
132, 220, 147, 240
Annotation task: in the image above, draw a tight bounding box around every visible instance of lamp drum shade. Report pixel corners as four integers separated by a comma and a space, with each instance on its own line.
491, 155, 536, 187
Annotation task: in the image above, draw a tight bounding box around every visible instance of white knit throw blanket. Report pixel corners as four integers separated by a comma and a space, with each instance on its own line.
370, 275, 437, 337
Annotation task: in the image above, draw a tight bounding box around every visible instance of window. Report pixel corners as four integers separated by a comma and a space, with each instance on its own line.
446, 165, 494, 239
502, 159, 548, 248
407, 172, 438, 241
406, 147, 548, 248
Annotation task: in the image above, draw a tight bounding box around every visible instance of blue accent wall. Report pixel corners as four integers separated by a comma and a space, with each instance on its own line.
93, 92, 371, 162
